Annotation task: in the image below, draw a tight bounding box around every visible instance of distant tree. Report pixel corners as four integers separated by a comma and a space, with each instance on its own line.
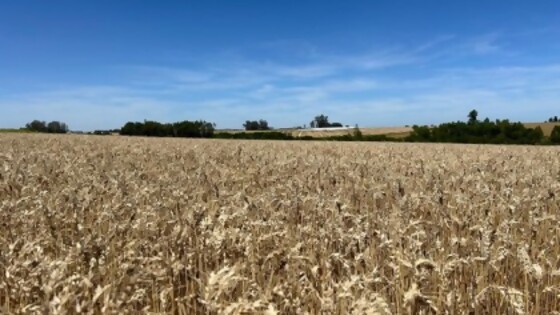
120, 122, 143, 136
311, 114, 330, 128
25, 120, 68, 133
353, 124, 363, 140
310, 114, 344, 128
120, 119, 214, 138
551, 125, 560, 144
555, 116, 559, 122
259, 119, 270, 130
406, 111, 545, 145
243, 119, 270, 131
243, 121, 258, 130
25, 120, 47, 132
47, 121, 69, 133
530, 126, 545, 144
468, 109, 478, 124
407, 125, 432, 141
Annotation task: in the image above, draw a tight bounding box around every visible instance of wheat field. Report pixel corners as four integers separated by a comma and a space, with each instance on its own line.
1, 134, 559, 314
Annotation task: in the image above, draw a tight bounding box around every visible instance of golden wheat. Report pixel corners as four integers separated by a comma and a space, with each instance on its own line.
1, 134, 559, 314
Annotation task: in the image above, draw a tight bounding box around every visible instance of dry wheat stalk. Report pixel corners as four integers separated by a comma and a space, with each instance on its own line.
0, 134, 559, 314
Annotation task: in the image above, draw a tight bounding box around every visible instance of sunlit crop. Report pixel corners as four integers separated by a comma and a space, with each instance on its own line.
1, 134, 559, 314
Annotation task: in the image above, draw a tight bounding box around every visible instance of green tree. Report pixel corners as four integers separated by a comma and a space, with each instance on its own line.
25, 120, 47, 132
120, 120, 214, 138
551, 125, 560, 144
243, 119, 270, 131
311, 114, 330, 128
405, 113, 544, 145
47, 121, 69, 133
25, 120, 68, 133
310, 114, 344, 128
468, 109, 478, 124
353, 124, 363, 140
406, 125, 432, 141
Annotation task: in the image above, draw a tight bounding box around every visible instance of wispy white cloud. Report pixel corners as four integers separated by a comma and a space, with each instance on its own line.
0, 85, 181, 130
247, 78, 380, 102
412, 35, 457, 53
122, 45, 422, 92
471, 32, 502, 54
1, 32, 559, 130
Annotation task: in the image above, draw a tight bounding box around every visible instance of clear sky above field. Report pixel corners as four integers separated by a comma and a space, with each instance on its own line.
1, 1, 559, 130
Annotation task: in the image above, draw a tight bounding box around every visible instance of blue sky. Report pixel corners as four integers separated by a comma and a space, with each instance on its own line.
1, 1, 559, 130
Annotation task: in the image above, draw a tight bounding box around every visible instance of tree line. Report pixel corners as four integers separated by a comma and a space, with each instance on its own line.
309, 114, 343, 128
243, 120, 271, 131
119, 120, 215, 138
406, 110, 560, 145
243, 114, 345, 131
20, 110, 560, 145
25, 120, 69, 133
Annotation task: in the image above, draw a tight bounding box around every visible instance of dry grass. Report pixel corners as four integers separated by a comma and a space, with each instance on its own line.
1, 133, 560, 314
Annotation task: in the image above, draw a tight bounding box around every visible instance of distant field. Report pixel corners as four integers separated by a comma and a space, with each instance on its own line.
294, 126, 413, 138
295, 122, 560, 138
220, 122, 559, 139
0, 128, 33, 133
219, 126, 413, 138
524, 122, 560, 136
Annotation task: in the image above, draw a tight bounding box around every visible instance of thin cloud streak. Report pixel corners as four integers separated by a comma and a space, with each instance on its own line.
1, 32, 559, 130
